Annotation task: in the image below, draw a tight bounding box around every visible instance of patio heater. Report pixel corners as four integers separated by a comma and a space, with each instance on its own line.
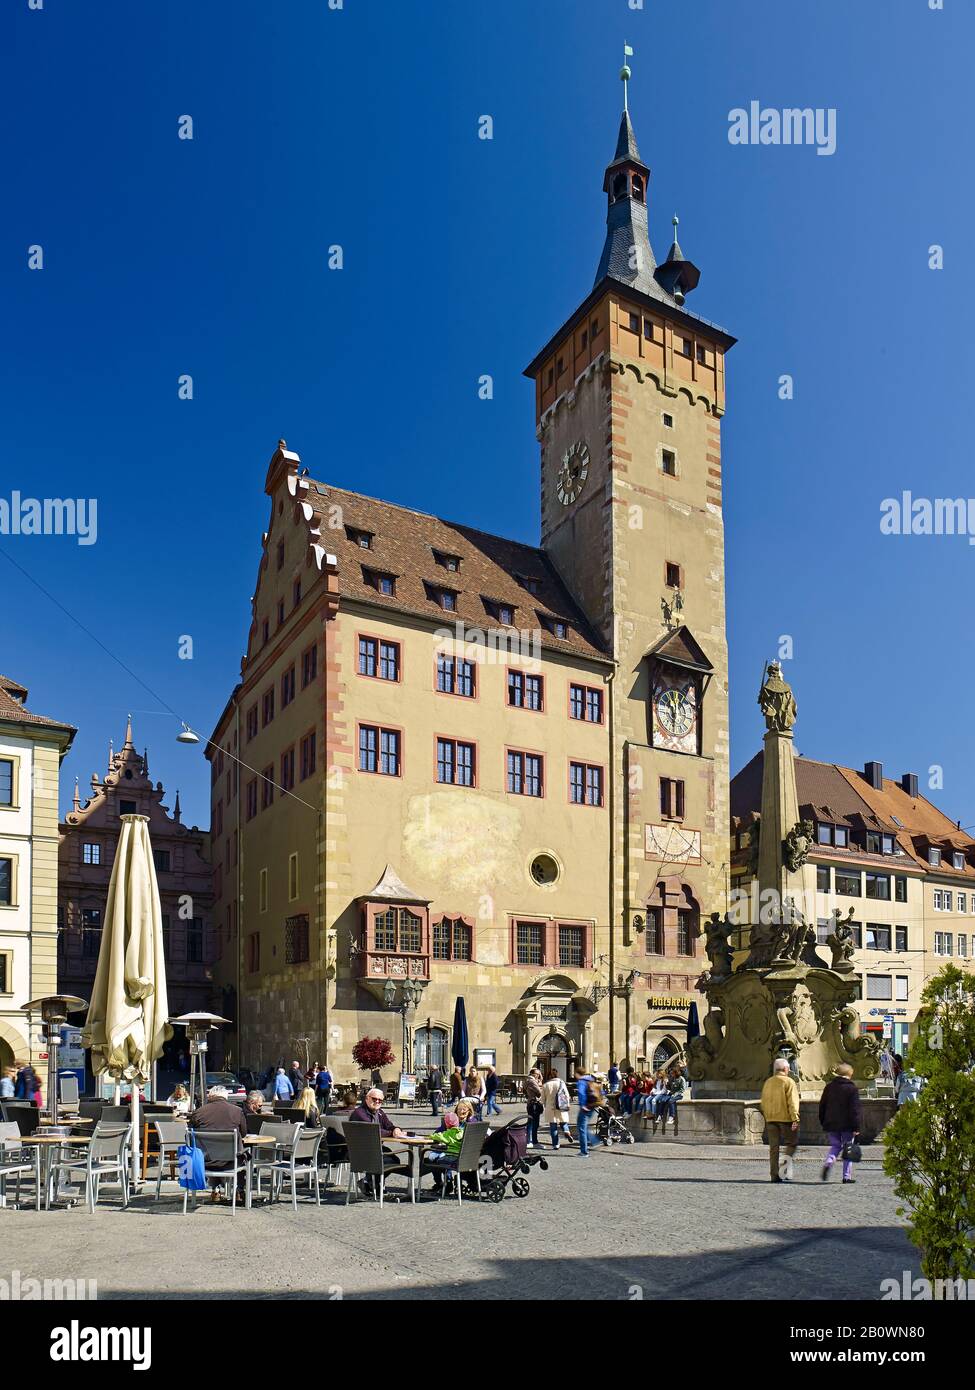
170, 1011, 231, 1110
21, 994, 88, 1126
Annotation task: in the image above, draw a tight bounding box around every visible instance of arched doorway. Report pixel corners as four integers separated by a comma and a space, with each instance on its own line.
535, 1031, 570, 1081
413, 1025, 448, 1074
652, 1036, 681, 1072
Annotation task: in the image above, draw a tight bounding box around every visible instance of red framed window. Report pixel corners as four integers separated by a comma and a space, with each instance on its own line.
507, 750, 543, 797
281, 746, 295, 792
301, 644, 318, 687
281, 665, 296, 707
508, 670, 543, 710
436, 654, 476, 697
300, 731, 317, 780
359, 725, 401, 776
570, 762, 604, 807
433, 916, 473, 961
245, 779, 258, 821
358, 636, 400, 681
245, 704, 258, 741
261, 687, 274, 727
436, 738, 476, 787
260, 765, 274, 810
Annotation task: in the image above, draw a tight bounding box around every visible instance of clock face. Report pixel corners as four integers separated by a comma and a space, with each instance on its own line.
652, 675, 698, 753
556, 440, 590, 506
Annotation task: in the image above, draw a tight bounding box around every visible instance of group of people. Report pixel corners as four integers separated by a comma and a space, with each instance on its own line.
1, 1062, 43, 1106
610, 1064, 687, 1124
266, 1060, 334, 1113
760, 1059, 865, 1184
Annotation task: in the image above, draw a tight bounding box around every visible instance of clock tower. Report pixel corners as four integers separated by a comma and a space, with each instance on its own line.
524, 65, 736, 1033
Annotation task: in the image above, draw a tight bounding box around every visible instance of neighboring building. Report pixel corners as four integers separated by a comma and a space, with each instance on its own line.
57, 719, 216, 1069
211, 88, 736, 1081
0, 673, 75, 1070
731, 752, 974, 1054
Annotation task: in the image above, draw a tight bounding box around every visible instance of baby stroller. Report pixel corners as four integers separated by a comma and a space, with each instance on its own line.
476, 1115, 549, 1203
594, 1104, 635, 1146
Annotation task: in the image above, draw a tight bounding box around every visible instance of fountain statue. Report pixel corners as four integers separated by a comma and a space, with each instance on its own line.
687, 663, 881, 1097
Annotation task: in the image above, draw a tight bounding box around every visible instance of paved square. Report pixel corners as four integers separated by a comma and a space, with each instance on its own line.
0, 1107, 918, 1301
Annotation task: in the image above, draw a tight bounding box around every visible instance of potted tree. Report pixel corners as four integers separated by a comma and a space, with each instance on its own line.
352, 1036, 396, 1097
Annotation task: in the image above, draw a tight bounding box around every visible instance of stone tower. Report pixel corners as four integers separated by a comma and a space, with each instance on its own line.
523, 78, 736, 1055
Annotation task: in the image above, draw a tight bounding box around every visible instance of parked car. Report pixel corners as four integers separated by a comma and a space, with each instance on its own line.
204, 1071, 245, 1095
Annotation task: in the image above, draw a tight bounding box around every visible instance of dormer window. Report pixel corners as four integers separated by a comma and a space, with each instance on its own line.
929, 847, 942, 867
954, 852, 966, 871
539, 614, 568, 640
425, 583, 458, 612
432, 550, 461, 573
347, 528, 374, 550
364, 568, 396, 597
485, 599, 516, 626
517, 575, 541, 595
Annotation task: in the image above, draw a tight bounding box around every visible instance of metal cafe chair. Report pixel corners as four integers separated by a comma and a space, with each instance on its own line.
182, 1131, 248, 1214
1, 1102, 40, 1138
58, 1075, 81, 1112
46, 1123, 130, 1213
320, 1117, 350, 1188
268, 1128, 325, 1209
250, 1121, 302, 1200
152, 1119, 188, 1199
342, 1122, 412, 1207
0, 1121, 34, 1209
421, 1121, 489, 1205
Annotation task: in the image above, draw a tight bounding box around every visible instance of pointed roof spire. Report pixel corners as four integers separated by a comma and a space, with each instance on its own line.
654, 211, 701, 304
72, 777, 81, 812
143, 747, 149, 777
666, 213, 685, 262
174, 789, 182, 823
123, 713, 134, 747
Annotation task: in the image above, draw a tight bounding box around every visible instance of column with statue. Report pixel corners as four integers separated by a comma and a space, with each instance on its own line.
687, 662, 881, 1097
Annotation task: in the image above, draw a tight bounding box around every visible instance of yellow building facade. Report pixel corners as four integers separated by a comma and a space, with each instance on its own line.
210, 99, 737, 1083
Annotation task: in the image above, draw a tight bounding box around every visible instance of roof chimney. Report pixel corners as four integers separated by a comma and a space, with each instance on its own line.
901, 772, 919, 798
864, 760, 883, 791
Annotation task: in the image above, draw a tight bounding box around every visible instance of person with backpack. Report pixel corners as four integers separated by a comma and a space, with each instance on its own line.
541, 1069, 573, 1148
524, 1067, 543, 1149
819, 1063, 862, 1184
15, 1062, 41, 1106
574, 1071, 603, 1156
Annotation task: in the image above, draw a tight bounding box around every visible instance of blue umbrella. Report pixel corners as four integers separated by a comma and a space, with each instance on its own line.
686, 1001, 701, 1043
451, 997, 469, 1070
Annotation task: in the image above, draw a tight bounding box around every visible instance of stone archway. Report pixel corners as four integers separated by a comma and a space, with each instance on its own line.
0, 1017, 29, 1070
535, 1030, 571, 1081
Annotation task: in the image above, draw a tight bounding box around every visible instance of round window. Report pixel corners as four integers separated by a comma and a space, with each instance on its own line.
530, 853, 560, 887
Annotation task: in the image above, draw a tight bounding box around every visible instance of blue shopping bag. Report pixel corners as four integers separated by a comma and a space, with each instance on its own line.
177, 1135, 207, 1191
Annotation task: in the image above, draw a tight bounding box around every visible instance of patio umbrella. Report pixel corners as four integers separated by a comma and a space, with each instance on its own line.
686, 1001, 701, 1044
83, 814, 172, 1186
451, 997, 469, 1070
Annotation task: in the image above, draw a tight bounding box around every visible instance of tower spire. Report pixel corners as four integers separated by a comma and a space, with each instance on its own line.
620, 43, 633, 114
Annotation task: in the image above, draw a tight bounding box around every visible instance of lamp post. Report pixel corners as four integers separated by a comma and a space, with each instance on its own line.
21, 995, 88, 1125
383, 977, 426, 1079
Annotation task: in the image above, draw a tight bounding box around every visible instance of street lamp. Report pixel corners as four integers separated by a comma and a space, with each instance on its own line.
21, 994, 87, 1126
383, 978, 426, 1075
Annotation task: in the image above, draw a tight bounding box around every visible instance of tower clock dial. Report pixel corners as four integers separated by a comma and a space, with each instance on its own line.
651, 673, 699, 754
556, 440, 590, 506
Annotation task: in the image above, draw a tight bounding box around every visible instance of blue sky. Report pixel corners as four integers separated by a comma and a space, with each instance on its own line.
2, 0, 970, 832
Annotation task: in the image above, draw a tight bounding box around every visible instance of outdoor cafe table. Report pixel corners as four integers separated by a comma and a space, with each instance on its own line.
243, 1134, 277, 1209
381, 1134, 446, 1202
22, 1134, 91, 1211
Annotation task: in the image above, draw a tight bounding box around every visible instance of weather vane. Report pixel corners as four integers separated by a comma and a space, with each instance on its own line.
620, 43, 633, 112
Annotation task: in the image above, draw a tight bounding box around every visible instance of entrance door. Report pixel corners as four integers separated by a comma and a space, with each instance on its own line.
536, 1033, 569, 1081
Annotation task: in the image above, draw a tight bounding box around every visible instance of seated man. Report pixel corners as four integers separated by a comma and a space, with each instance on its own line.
244, 1089, 266, 1116
188, 1085, 248, 1201
349, 1087, 408, 1139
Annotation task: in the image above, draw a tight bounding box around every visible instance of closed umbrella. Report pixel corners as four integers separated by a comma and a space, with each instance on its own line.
686, 1001, 701, 1044
83, 814, 171, 1186
451, 997, 469, 1071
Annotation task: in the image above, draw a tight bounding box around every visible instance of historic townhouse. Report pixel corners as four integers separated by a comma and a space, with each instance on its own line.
731, 754, 974, 1054
0, 673, 74, 1070
211, 92, 736, 1082
58, 719, 216, 1069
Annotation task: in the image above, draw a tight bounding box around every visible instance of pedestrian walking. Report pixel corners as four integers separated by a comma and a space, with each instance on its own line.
607, 1061, 621, 1095
574, 1071, 603, 1157
524, 1067, 544, 1148
427, 1062, 444, 1116
819, 1063, 862, 1184
449, 1066, 464, 1102
541, 1069, 573, 1148
760, 1058, 800, 1183
484, 1064, 501, 1116
0, 1065, 16, 1099
274, 1067, 295, 1102
464, 1066, 486, 1117
15, 1062, 41, 1107
315, 1064, 333, 1115
895, 1066, 923, 1107
287, 1059, 304, 1097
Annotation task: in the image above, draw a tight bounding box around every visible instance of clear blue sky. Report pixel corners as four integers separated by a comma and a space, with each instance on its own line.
2, 0, 970, 832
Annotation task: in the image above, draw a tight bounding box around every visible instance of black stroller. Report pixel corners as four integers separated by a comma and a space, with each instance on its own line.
476, 1115, 549, 1203
594, 1104, 635, 1146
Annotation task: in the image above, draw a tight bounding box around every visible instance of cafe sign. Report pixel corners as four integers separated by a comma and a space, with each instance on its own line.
648, 995, 691, 1010
540, 1004, 568, 1022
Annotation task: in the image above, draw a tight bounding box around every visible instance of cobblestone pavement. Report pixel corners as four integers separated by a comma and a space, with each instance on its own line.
0, 1108, 919, 1301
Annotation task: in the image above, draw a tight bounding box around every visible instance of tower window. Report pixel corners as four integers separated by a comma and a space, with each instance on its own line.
590, 319, 600, 337
665, 562, 682, 588
631, 175, 644, 203
660, 777, 685, 820
581, 329, 588, 350
696, 344, 708, 366
679, 338, 693, 358
628, 312, 640, 334
663, 413, 674, 428
546, 367, 554, 388
662, 450, 677, 477
644, 319, 655, 341
556, 357, 565, 376
612, 172, 627, 201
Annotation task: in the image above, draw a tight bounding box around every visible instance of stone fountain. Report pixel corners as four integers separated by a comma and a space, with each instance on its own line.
687, 663, 882, 1098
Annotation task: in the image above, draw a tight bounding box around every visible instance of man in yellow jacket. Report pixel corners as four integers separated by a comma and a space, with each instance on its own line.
760, 1058, 801, 1182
